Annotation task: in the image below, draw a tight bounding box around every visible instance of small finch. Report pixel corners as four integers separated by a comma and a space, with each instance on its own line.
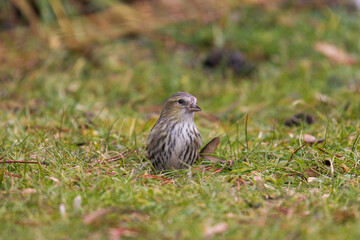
146, 92, 202, 172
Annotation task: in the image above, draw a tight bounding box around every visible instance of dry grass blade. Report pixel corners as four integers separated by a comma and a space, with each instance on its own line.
204, 222, 228, 239
212, 168, 223, 174
106, 150, 135, 162
0, 160, 39, 164
10, 0, 40, 32
83, 208, 115, 225
236, 177, 248, 190
49, 0, 81, 49
89, 149, 134, 167
141, 175, 170, 181
286, 143, 308, 165
3, 171, 22, 178
316, 147, 344, 158
109, 227, 138, 240
314, 42, 357, 65
201, 155, 224, 163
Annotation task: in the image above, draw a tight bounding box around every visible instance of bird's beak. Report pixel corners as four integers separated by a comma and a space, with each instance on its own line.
188, 103, 201, 112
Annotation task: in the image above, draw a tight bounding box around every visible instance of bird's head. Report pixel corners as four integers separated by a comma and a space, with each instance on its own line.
160, 92, 201, 122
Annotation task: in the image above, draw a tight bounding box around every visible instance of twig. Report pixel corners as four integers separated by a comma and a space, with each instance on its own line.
160, 179, 173, 185
141, 175, 170, 181
236, 179, 241, 191
212, 168, 223, 174
316, 147, 343, 158
286, 143, 308, 165
3, 171, 22, 178
105, 170, 117, 175
86, 166, 100, 173
0, 160, 39, 164
236, 177, 248, 190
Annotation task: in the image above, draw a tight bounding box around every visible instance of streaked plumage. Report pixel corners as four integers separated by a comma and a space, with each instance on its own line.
146, 92, 202, 172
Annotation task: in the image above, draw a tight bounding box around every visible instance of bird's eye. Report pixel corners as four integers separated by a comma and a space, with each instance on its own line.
178, 99, 184, 104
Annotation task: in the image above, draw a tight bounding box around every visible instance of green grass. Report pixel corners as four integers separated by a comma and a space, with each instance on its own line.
1, 4, 360, 240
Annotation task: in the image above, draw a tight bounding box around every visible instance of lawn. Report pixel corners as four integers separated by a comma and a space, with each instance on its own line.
1, 1, 360, 239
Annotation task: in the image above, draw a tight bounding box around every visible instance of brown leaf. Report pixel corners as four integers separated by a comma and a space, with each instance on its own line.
307, 177, 318, 183
22, 188, 37, 194
303, 134, 324, 145
304, 134, 317, 144
314, 42, 357, 65
83, 208, 114, 225
341, 163, 350, 172
109, 227, 138, 240
200, 137, 220, 154
200, 137, 224, 163
48, 176, 60, 184
204, 222, 228, 238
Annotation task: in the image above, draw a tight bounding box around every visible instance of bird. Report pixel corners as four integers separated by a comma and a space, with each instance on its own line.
146, 92, 202, 172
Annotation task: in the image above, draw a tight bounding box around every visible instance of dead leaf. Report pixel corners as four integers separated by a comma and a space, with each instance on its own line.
322, 194, 330, 198
204, 222, 228, 238
316, 147, 343, 158
201, 155, 224, 163
304, 134, 317, 144
83, 208, 114, 225
109, 227, 138, 240
200, 137, 220, 154
303, 134, 324, 145
22, 188, 37, 194
314, 42, 357, 65
341, 163, 350, 172
315, 92, 336, 105
200, 137, 224, 163
48, 176, 60, 184
307, 177, 318, 183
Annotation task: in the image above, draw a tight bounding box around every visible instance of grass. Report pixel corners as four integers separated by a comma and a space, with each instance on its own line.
1, 3, 360, 239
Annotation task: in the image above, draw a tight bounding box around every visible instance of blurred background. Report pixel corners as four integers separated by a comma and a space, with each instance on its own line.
1, 0, 360, 142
